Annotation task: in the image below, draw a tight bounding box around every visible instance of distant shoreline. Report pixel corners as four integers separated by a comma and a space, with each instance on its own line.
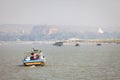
0, 39, 120, 44
63, 39, 120, 44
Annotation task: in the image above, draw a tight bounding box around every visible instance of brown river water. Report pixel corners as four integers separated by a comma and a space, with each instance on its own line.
0, 42, 120, 80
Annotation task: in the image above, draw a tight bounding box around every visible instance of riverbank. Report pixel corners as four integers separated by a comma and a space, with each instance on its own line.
0, 39, 120, 45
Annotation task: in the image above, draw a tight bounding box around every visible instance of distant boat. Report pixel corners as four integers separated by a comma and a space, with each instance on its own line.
75, 43, 80, 46
97, 43, 101, 46
53, 41, 63, 46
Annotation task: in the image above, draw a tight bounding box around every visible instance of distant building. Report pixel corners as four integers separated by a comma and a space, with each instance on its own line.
31, 25, 58, 35
98, 28, 104, 34
48, 26, 58, 35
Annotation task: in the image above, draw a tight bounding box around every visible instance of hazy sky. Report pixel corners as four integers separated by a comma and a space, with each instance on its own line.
0, 0, 120, 32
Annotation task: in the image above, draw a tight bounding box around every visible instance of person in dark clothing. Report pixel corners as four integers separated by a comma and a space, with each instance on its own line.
30, 52, 35, 60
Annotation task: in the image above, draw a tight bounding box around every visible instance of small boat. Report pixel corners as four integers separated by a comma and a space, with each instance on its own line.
23, 49, 46, 66
75, 43, 80, 46
97, 43, 101, 46
53, 41, 63, 46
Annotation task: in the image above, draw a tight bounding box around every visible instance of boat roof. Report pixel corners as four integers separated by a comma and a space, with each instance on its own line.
24, 49, 42, 55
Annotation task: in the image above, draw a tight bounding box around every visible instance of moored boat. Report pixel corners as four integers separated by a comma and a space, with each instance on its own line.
97, 43, 101, 46
75, 43, 80, 46
53, 41, 63, 46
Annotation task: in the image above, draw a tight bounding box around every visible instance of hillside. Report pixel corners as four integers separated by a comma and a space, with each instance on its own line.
0, 24, 120, 41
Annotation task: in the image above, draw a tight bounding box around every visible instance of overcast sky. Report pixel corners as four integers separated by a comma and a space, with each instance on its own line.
0, 0, 120, 32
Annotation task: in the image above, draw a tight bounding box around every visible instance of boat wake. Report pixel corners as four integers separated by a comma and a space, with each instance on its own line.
29, 65, 36, 68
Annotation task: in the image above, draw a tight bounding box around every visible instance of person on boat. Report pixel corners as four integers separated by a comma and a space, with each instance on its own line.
30, 52, 36, 60
30, 52, 40, 60
34, 52, 40, 60
35, 52, 40, 60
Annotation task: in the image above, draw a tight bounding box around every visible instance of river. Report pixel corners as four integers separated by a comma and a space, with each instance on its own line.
0, 42, 120, 80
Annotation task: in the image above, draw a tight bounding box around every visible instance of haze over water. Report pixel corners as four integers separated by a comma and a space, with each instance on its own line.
0, 42, 120, 80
